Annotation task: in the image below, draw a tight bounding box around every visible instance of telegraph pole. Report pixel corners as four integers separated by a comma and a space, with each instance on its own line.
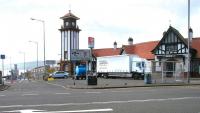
187, 0, 191, 83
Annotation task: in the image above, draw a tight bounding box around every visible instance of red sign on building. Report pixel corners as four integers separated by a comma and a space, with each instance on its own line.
88, 37, 94, 48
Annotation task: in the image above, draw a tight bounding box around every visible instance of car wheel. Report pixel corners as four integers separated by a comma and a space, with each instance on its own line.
64, 76, 67, 79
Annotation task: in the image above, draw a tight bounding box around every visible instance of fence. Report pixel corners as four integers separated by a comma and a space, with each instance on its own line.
151, 61, 187, 84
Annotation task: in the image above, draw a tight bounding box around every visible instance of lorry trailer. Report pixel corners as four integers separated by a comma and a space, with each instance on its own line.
96, 54, 151, 79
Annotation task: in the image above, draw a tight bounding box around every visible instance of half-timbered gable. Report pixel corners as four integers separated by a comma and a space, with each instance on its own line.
152, 26, 197, 60
152, 26, 194, 56
92, 26, 200, 77
152, 26, 199, 77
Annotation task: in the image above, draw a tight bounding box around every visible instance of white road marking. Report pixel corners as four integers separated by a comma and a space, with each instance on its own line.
45, 82, 69, 90
22, 94, 39, 96
85, 92, 102, 94
111, 90, 133, 93
187, 86, 200, 89
18, 80, 23, 83
0, 96, 199, 108
36, 108, 113, 113
55, 93, 70, 95
2, 109, 45, 113
0, 95, 5, 96
2, 108, 113, 113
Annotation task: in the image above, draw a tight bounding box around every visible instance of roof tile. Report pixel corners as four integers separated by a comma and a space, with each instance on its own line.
92, 37, 200, 60
123, 41, 158, 60
191, 37, 200, 58
92, 48, 121, 57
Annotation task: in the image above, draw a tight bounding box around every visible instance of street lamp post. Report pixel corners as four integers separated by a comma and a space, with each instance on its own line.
29, 41, 39, 79
0, 54, 5, 85
187, 0, 191, 83
31, 18, 46, 77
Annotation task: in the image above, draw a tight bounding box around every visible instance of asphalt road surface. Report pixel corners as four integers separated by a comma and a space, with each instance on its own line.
0, 79, 200, 113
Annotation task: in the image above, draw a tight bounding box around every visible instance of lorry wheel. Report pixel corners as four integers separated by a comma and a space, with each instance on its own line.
132, 74, 137, 80
131, 74, 135, 79
133, 75, 138, 80
141, 76, 144, 80
97, 73, 101, 78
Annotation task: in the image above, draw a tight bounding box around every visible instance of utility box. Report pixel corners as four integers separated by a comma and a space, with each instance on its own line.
87, 75, 97, 85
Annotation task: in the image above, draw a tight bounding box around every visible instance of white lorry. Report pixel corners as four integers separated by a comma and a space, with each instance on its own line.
96, 54, 151, 79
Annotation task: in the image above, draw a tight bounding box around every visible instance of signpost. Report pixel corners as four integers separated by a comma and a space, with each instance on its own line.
70, 49, 91, 61
88, 37, 94, 49
69, 49, 90, 85
87, 37, 97, 85
0, 54, 5, 85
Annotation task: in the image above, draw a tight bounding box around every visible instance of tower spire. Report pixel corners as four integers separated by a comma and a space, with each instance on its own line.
69, 4, 71, 12
169, 19, 171, 26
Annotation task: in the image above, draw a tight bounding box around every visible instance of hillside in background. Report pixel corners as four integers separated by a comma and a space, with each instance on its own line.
4, 61, 44, 70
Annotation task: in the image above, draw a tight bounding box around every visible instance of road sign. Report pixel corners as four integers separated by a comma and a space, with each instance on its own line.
70, 49, 91, 61
88, 37, 94, 48
46, 60, 56, 65
0, 54, 5, 59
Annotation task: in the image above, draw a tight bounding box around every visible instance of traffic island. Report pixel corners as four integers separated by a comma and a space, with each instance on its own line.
0, 85, 10, 91
68, 78, 200, 89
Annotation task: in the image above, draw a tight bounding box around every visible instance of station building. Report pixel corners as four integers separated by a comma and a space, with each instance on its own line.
93, 26, 200, 77
58, 11, 200, 77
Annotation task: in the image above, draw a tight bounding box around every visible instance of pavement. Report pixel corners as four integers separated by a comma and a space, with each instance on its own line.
0, 84, 9, 91
1, 78, 200, 91
68, 78, 200, 89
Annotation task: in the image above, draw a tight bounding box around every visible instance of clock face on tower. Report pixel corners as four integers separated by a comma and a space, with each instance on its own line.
65, 22, 69, 26
72, 22, 75, 26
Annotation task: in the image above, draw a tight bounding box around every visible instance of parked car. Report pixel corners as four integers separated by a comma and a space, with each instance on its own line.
52, 71, 69, 79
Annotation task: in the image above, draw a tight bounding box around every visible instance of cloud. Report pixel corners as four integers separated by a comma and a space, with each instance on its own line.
0, 0, 200, 65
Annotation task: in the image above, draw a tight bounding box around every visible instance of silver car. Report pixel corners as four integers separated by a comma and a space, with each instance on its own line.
52, 71, 69, 79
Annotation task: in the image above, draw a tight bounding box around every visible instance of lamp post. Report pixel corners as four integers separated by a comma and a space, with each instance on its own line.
31, 18, 46, 77
187, 0, 191, 83
29, 41, 39, 79
0, 54, 5, 85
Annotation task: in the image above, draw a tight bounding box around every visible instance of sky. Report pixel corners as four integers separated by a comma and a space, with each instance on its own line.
0, 0, 200, 68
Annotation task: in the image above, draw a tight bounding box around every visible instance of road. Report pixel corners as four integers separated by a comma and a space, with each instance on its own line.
0, 79, 200, 113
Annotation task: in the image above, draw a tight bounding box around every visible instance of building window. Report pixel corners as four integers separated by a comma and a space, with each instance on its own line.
166, 44, 177, 54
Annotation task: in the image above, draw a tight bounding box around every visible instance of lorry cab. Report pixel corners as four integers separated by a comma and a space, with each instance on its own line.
131, 58, 151, 79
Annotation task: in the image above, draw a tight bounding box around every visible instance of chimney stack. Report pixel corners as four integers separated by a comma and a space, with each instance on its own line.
128, 37, 133, 45
114, 41, 117, 49
189, 27, 193, 42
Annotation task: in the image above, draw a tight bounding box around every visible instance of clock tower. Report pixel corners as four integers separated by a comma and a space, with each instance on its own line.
59, 10, 81, 71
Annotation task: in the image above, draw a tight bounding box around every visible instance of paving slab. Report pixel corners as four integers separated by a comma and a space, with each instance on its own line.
64, 78, 200, 89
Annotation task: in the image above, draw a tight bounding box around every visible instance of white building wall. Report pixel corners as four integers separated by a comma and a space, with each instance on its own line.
61, 32, 65, 60
61, 29, 79, 61
67, 30, 71, 60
